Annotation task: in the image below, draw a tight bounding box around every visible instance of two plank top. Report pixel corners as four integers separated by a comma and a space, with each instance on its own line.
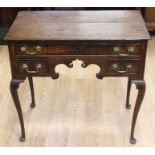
5, 10, 150, 41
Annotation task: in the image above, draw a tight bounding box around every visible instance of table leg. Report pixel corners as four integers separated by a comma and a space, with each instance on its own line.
126, 78, 132, 109
10, 79, 25, 142
28, 77, 36, 108
130, 80, 146, 144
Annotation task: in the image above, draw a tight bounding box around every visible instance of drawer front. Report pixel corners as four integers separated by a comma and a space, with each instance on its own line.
14, 43, 143, 56
16, 60, 49, 76
106, 59, 140, 75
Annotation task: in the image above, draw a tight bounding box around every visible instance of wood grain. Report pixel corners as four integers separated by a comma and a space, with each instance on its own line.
144, 8, 155, 31
0, 36, 155, 146
5, 11, 150, 41
144, 8, 155, 22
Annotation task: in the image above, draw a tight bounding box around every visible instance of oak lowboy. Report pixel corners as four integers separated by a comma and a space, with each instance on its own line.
5, 10, 150, 144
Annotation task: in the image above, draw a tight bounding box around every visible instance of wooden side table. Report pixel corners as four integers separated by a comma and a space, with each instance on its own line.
4, 10, 150, 144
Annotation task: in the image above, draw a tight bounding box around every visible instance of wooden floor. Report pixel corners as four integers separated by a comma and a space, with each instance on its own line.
0, 37, 155, 146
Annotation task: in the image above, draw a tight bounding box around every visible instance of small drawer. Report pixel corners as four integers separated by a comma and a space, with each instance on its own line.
106, 59, 140, 75
16, 60, 49, 76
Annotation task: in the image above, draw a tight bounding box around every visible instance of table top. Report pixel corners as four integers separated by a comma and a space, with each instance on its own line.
5, 10, 150, 41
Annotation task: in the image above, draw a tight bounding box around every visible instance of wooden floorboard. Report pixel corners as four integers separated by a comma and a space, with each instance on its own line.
0, 37, 155, 146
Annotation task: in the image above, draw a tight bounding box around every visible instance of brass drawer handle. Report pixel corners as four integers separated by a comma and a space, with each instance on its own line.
25, 51, 38, 55
20, 46, 42, 55
128, 47, 135, 53
113, 47, 120, 53
113, 46, 135, 56
22, 64, 42, 74
112, 63, 133, 73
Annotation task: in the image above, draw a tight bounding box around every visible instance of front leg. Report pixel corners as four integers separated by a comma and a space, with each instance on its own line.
10, 79, 25, 142
130, 80, 146, 144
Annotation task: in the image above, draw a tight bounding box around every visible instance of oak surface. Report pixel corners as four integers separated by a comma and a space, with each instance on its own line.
0, 37, 155, 146
5, 11, 150, 41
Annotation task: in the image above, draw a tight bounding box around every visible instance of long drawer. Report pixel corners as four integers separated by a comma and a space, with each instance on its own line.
13, 42, 145, 56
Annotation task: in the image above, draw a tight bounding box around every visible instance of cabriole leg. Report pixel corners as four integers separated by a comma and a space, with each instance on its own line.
130, 80, 146, 144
